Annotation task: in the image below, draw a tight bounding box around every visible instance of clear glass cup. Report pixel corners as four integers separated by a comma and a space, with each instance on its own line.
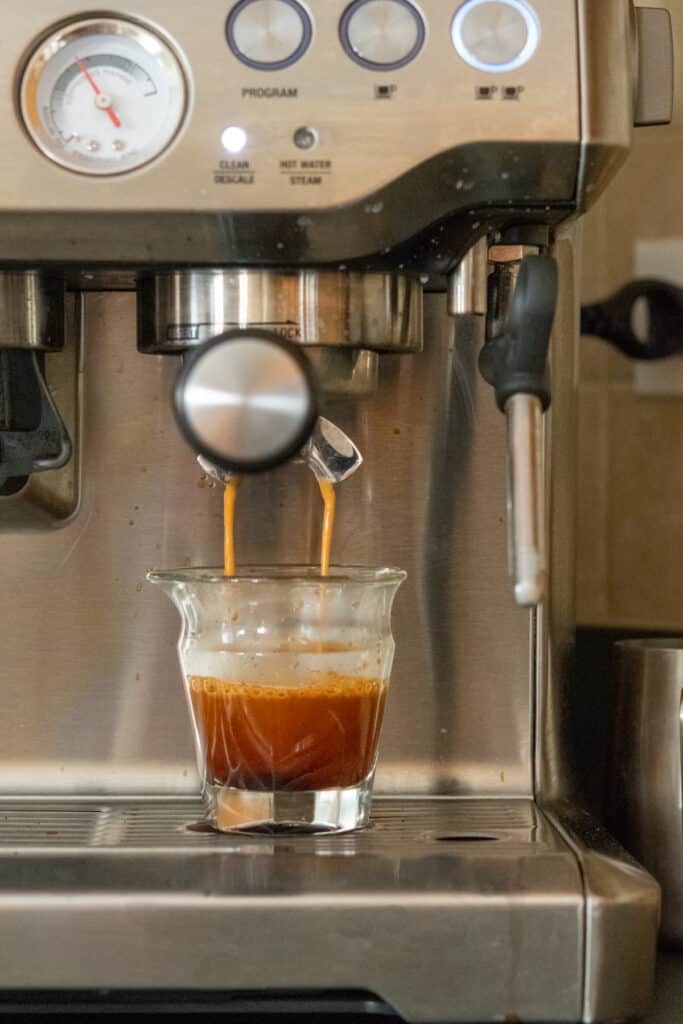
147, 565, 406, 834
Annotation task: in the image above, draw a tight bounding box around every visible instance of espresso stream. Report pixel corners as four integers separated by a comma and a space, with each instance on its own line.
317, 478, 336, 578
222, 475, 336, 579
191, 470, 386, 793
223, 477, 240, 577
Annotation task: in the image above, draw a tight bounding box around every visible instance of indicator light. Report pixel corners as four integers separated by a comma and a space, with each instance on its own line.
221, 125, 248, 154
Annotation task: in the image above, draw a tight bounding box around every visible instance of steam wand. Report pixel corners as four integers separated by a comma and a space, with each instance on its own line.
480, 254, 558, 607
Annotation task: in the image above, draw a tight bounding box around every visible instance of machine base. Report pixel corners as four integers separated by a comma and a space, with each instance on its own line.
0, 797, 657, 1023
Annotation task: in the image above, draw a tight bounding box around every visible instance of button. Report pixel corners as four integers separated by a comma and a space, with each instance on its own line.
452, 0, 540, 73
226, 0, 312, 70
293, 126, 318, 150
340, 0, 425, 71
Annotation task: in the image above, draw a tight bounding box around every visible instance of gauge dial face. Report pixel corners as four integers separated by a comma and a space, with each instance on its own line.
20, 17, 188, 175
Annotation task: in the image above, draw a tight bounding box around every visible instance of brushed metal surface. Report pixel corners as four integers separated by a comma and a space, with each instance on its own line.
0, 292, 80, 528
536, 235, 579, 807
1, 1, 580, 212
306, 347, 380, 396
506, 393, 546, 606
608, 639, 683, 948
0, 292, 533, 797
138, 270, 423, 353
577, 0, 635, 209
0, 796, 586, 1023
447, 238, 488, 317
547, 801, 661, 1024
0, 271, 63, 351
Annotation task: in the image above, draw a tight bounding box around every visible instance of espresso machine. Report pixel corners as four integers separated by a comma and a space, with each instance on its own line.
0, 1, 675, 1019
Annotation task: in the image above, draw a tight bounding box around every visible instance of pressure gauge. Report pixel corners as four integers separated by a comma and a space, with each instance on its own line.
20, 17, 188, 176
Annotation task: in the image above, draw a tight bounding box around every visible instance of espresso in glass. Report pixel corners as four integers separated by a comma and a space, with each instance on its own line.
190, 669, 387, 792
149, 466, 404, 832
148, 567, 405, 833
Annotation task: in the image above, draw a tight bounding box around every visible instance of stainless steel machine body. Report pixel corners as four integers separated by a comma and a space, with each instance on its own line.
0, 2, 670, 1020
608, 640, 683, 949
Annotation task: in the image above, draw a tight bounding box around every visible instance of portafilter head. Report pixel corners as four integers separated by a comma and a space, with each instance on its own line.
175, 329, 318, 475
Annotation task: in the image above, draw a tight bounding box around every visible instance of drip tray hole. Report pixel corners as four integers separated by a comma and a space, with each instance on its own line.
434, 833, 501, 843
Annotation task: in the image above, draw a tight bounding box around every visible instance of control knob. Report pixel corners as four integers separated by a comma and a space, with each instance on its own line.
341, 0, 425, 70
226, 0, 312, 70
452, 0, 540, 73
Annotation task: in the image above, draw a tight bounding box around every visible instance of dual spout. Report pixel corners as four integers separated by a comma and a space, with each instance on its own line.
197, 416, 363, 488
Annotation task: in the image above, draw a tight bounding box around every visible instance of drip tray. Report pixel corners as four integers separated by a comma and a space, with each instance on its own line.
0, 797, 585, 1021
0, 796, 538, 850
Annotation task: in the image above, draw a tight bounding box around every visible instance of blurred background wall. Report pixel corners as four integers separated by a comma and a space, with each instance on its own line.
577, 0, 683, 632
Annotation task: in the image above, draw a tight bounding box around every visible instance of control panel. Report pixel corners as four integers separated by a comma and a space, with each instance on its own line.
0, 0, 581, 214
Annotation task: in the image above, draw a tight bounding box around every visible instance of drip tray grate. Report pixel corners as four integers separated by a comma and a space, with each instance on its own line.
0, 797, 539, 850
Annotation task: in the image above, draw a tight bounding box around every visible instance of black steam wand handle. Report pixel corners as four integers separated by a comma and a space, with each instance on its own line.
480, 254, 557, 410
581, 279, 683, 360
479, 255, 558, 607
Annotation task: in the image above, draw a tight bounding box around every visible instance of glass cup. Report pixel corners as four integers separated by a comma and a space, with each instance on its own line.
147, 565, 406, 834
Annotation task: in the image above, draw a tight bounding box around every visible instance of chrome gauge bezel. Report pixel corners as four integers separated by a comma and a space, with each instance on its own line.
19, 16, 189, 176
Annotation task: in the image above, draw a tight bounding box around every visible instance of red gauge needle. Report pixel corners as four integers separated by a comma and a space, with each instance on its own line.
75, 56, 122, 129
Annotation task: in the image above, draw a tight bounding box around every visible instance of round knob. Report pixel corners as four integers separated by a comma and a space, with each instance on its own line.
226, 0, 312, 71
452, 0, 540, 73
340, 0, 425, 71
175, 330, 318, 474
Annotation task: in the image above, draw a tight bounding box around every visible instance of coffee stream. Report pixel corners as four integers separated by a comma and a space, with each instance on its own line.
223, 477, 241, 577
317, 478, 336, 578
223, 474, 336, 578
